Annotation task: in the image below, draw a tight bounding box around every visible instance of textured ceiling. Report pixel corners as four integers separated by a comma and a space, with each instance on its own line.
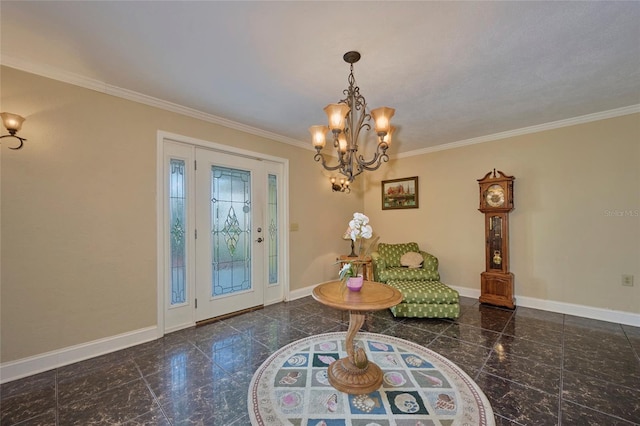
1, 1, 639, 155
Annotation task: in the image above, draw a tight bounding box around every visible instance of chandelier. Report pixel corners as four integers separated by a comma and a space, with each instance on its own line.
309, 51, 395, 183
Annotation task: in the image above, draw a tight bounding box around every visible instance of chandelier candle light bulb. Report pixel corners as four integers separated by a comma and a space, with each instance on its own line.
371, 107, 395, 135
338, 134, 348, 153
377, 117, 388, 132
385, 126, 396, 145
325, 103, 350, 131
309, 125, 328, 149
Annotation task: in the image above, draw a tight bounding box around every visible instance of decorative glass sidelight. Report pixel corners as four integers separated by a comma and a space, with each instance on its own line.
268, 174, 279, 284
169, 159, 187, 305
211, 166, 251, 297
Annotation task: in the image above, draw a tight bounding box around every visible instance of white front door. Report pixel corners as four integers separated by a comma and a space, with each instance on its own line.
194, 148, 265, 321
161, 136, 287, 332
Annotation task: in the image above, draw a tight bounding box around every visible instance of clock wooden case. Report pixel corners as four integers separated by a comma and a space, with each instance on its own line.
478, 169, 515, 309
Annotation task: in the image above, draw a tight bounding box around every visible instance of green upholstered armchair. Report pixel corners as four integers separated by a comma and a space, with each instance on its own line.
371, 242, 460, 318
371, 242, 440, 283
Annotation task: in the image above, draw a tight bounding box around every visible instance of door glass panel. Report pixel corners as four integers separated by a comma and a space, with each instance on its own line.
268, 174, 278, 284
211, 166, 251, 297
169, 159, 186, 305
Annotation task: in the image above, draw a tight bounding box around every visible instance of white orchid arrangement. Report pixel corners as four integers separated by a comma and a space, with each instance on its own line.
348, 212, 373, 243
338, 212, 377, 288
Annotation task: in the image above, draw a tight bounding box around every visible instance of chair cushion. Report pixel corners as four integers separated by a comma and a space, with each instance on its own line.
378, 267, 440, 283
387, 280, 459, 305
377, 242, 420, 267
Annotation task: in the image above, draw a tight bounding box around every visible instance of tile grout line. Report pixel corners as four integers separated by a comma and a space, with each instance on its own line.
564, 321, 632, 418
480, 370, 560, 400
135, 363, 173, 425
557, 314, 566, 426
559, 399, 640, 426
473, 304, 513, 382
621, 326, 640, 363
560, 321, 640, 424
55, 368, 59, 426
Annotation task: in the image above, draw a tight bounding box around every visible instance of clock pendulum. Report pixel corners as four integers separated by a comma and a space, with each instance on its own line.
477, 169, 515, 309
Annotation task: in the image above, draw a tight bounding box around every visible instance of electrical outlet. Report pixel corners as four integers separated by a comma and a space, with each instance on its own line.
621, 274, 634, 287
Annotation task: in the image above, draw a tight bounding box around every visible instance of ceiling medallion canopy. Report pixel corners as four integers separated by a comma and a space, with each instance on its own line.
309, 51, 395, 183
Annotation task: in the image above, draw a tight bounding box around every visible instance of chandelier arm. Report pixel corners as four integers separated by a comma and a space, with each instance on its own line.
355, 141, 390, 169
357, 153, 389, 171
314, 151, 347, 172
349, 169, 364, 181
343, 150, 355, 180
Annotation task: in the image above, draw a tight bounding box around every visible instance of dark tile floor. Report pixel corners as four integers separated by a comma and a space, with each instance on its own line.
2, 296, 639, 425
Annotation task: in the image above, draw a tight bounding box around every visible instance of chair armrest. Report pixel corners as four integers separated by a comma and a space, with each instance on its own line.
419, 251, 439, 271
418, 251, 440, 281
371, 251, 386, 282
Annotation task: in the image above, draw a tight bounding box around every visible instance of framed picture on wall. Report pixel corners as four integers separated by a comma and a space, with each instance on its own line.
381, 176, 419, 210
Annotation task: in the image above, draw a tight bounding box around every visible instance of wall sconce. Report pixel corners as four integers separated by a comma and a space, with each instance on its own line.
330, 176, 351, 193
0, 112, 27, 150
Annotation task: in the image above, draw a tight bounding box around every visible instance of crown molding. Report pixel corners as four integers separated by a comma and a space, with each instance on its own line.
0, 55, 312, 151
3, 55, 637, 159
396, 104, 640, 159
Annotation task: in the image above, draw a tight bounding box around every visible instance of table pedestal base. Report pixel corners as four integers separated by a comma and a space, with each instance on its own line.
328, 356, 383, 395
311, 282, 403, 395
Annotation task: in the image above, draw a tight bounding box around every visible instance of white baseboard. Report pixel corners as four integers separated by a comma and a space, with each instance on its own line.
449, 285, 481, 300
287, 281, 326, 301
164, 322, 195, 335
449, 284, 640, 327
0, 326, 158, 384
514, 295, 640, 327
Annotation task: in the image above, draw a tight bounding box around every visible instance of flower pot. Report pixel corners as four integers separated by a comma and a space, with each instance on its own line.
346, 276, 364, 292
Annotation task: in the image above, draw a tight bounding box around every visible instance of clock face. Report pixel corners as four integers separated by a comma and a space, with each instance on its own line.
486, 184, 505, 208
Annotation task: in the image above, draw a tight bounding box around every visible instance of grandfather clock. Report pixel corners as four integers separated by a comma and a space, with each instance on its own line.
478, 169, 515, 309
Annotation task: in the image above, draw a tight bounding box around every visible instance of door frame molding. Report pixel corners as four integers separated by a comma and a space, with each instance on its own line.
156, 130, 290, 337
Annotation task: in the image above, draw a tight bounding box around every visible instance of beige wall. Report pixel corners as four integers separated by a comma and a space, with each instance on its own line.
2, 65, 638, 365
0, 67, 362, 362
364, 113, 640, 314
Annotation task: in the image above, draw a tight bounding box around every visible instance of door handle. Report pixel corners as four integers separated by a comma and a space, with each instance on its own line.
256, 237, 264, 243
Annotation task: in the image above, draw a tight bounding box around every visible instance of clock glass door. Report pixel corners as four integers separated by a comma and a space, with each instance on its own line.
489, 215, 503, 270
